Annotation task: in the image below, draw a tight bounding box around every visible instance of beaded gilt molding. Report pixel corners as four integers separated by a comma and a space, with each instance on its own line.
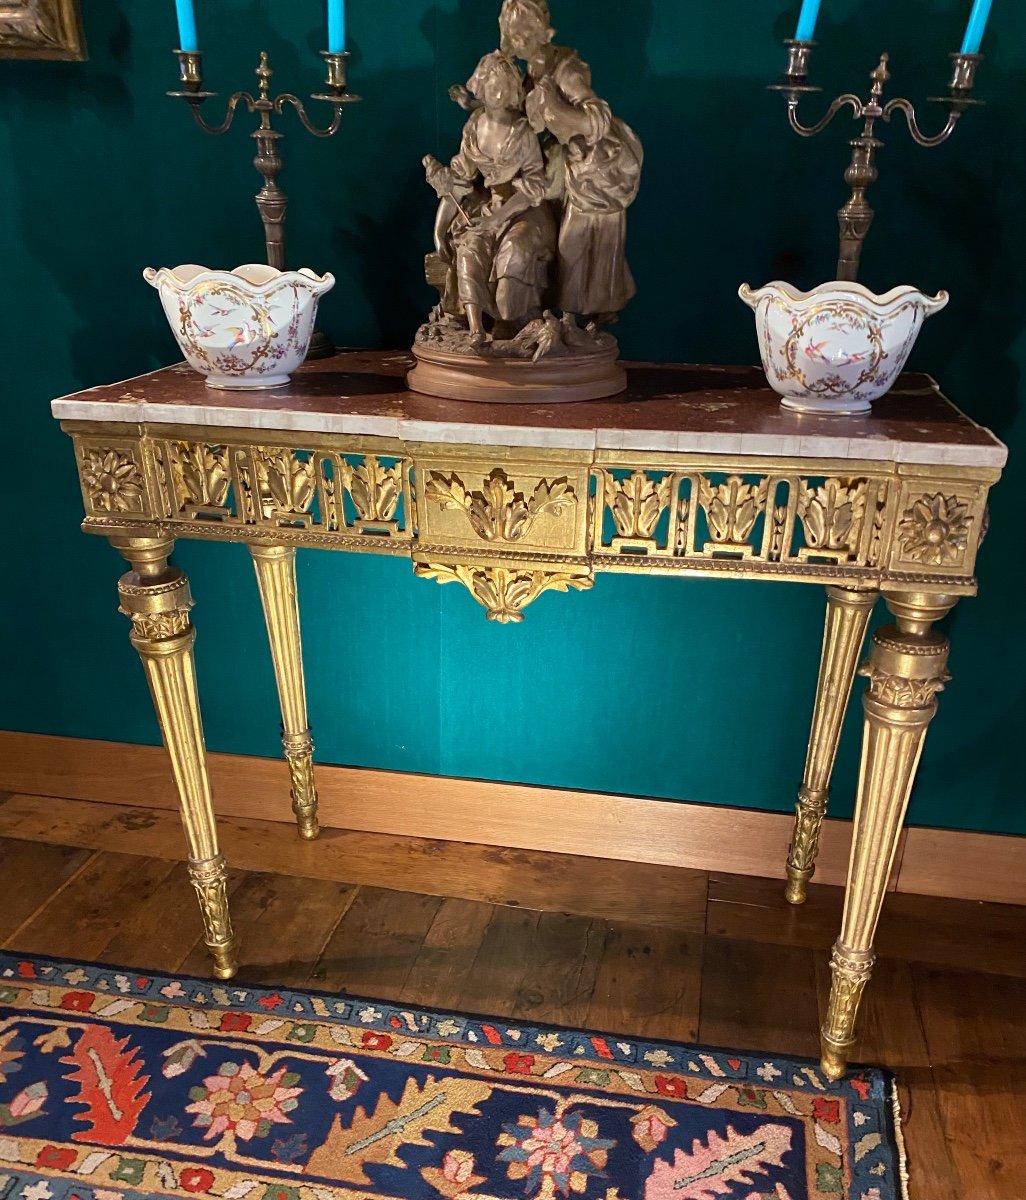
66, 425, 997, 622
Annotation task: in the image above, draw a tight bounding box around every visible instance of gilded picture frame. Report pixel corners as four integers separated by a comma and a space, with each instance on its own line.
0, 0, 86, 60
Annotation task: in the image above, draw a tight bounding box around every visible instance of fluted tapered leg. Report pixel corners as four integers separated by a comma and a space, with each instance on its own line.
786, 587, 878, 904
250, 544, 319, 839
820, 591, 956, 1080
111, 535, 237, 979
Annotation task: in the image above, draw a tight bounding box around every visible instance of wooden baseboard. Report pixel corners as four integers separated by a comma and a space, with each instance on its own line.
1, 731, 1023, 905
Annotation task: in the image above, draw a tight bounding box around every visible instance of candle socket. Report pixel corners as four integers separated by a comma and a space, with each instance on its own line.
769, 40, 821, 96
943, 51, 985, 107
169, 49, 208, 97
312, 50, 360, 103
324, 51, 347, 90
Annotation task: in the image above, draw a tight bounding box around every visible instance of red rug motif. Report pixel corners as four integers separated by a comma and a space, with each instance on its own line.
0, 953, 907, 1200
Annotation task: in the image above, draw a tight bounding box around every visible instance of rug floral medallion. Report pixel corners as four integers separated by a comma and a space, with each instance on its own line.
0, 953, 906, 1200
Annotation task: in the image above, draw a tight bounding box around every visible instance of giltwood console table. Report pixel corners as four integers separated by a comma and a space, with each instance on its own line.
53, 351, 1006, 1079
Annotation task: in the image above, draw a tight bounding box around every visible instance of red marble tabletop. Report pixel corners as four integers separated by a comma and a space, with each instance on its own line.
52, 351, 1007, 467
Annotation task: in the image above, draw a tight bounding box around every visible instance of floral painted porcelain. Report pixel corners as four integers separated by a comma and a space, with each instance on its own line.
738, 280, 948, 415
144, 264, 335, 390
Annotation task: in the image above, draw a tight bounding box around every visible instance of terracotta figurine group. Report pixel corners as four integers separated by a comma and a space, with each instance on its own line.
410, 0, 642, 399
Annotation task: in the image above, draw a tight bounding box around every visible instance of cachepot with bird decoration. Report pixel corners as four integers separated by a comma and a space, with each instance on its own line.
144, 264, 335, 390
738, 280, 949, 414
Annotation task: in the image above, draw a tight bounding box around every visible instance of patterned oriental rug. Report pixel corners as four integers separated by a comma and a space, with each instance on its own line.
0, 953, 908, 1200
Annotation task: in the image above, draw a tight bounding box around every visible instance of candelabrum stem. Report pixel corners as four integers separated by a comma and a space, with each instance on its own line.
253, 125, 287, 272
835, 55, 888, 282
771, 42, 983, 282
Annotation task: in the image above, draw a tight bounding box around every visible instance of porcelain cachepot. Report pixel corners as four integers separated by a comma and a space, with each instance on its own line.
738, 280, 949, 415
144, 264, 335, 390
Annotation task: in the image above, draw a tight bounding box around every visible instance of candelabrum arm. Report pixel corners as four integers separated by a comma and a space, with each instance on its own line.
883, 98, 961, 147
188, 92, 256, 136
788, 94, 865, 138
274, 93, 348, 138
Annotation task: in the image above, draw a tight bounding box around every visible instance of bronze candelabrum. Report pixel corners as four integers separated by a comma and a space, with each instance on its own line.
169, 48, 360, 355
770, 42, 983, 281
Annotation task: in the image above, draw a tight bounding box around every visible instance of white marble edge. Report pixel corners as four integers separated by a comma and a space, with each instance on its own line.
50, 396, 1008, 468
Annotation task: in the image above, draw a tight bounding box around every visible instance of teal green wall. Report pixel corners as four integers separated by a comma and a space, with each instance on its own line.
2, 1, 1023, 833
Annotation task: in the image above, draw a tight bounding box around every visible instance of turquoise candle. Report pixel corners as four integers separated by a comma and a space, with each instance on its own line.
960, 0, 992, 53
794, 0, 821, 41
327, 0, 346, 53
175, 0, 198, 52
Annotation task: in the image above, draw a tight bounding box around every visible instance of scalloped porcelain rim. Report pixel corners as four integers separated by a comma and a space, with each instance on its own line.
143, 264, 335, 293
739, 278, 948, 314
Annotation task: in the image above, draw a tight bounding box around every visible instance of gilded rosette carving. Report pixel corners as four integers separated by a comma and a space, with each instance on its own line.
414, 562, 592, 622
897, 492, 972, 566
81, 447, 146, 515
425, 468, 576, 543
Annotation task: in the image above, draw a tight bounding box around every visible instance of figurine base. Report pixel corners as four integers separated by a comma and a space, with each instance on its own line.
407, 336, 626, 405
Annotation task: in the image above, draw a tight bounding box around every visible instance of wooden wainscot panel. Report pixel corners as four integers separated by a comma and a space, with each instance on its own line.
6, 731, 1026, 905
898, 825, 1026, 906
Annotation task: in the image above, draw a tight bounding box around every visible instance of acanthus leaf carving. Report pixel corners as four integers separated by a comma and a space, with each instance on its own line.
603, 470, 674, 542
797, 478, 867, 555
174, 443, 231, 511
425, 468, 576, 543
339, 457, 402, 524
188, 855, 235, 948
824, 951, 875, 1044
858, 662, 951, 709
255, 450, 316, 517
128, 611, 192, 641
787, 788, 828, 876
414, 562, 592, 622
698, 475, 769, 545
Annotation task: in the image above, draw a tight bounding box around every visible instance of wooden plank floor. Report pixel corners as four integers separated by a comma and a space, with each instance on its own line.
1, 792, 1024, 1198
